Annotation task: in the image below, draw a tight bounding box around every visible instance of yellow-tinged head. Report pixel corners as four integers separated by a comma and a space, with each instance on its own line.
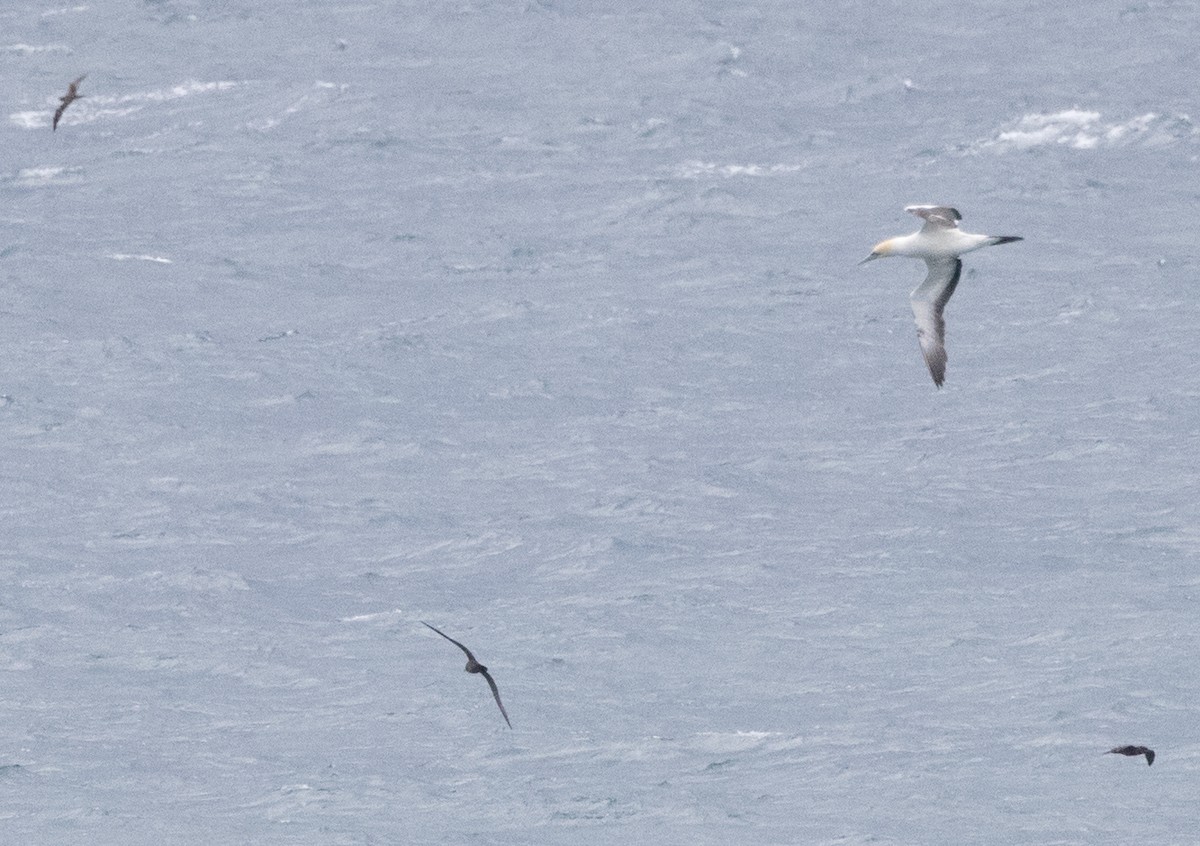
858, 239, 896, 264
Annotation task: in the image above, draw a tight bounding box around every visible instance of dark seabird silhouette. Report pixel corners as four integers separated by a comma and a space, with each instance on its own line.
1107, 745, 1154, 765
53, 75, 86, 131
422, 621, 511, 728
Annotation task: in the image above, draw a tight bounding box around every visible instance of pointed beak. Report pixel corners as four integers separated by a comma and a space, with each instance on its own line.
858, 253, 879, 265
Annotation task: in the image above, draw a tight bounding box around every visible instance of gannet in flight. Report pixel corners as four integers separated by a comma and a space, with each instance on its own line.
1107, 745, 1155, 766
53, 75, 86, 131
859, 205, 1022, 387
422, 621, 512, 728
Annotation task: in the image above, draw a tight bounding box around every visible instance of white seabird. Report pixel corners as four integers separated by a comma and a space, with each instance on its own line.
859, 205, 1022, 388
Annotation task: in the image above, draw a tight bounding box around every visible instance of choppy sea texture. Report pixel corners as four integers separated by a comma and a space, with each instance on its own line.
1, 0, 1198, 844
973, 109, 1196, 152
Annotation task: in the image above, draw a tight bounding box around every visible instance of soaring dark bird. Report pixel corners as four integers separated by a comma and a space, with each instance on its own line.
859, 205, 1023, 387
421, 621, 511, 728
53, 75, 86, 131
1107, 745, 1155, 766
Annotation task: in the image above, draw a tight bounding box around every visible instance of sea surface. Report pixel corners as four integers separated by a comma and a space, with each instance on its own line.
2, 1, 1198, 843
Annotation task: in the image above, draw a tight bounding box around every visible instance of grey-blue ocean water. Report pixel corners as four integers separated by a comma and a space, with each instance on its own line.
2, 1, 1198, 843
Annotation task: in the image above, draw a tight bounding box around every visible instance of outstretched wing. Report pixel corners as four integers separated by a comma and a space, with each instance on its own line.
53, 76, 86, 131
909, 258, 962, 387
421, 621, 477, 663
479, 669, 512, 728
905, 205, 961, 231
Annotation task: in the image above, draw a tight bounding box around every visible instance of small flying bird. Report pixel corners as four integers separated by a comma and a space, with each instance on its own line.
421, 621, 511, 728
859, 205, 1023, 387
1107, 745, 1155, 766
53, 75, 86, 131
